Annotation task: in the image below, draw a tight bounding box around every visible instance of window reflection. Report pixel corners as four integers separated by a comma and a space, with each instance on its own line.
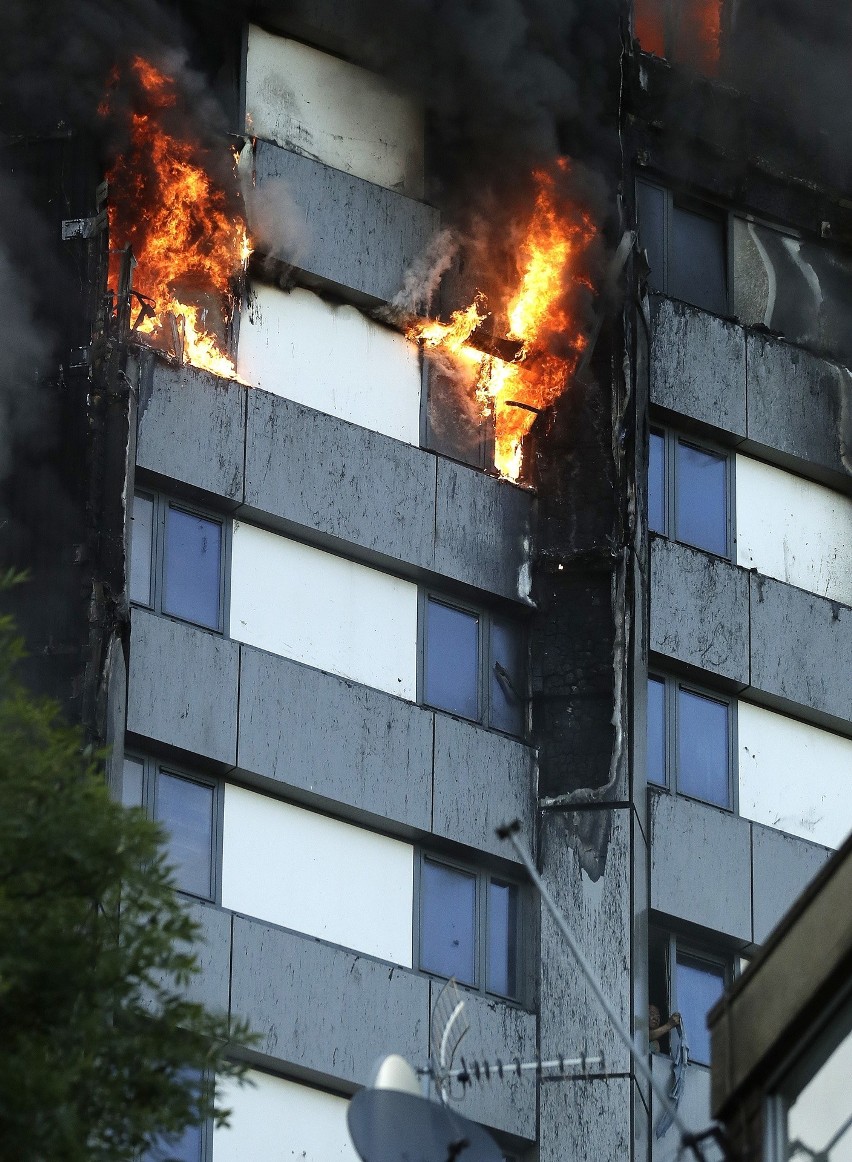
678, 687, 729, 807
675, 954, 725, 1066
676, 440, 727, 556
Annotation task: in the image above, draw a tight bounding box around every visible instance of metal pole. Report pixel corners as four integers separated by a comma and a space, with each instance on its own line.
498, 821, 698, 1149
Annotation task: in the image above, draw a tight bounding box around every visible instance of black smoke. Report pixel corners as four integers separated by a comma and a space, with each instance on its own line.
731, 0, 852, 191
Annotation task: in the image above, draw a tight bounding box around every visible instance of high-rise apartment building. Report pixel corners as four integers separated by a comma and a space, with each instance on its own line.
2, 3, 851, 1160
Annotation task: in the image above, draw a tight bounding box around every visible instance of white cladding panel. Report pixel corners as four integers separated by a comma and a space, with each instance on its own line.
221, 785, 414, 965
738, 701, 852, 849
245, 26, 424, 197
229, 523, 418, 699
735, 455, 852, 607
213, 1071, 359, 1162
237, 284, 422, 444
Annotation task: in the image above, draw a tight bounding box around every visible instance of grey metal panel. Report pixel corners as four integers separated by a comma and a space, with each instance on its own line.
746, 334, 850, 479
182, 901, 232, 1013
242, 390, 436, 569
650, 1058, 720, 1162
127, 608, 239, 766
650, 791, 752, 942
650, 538, 750, 685
434, 459, 533, 602
136, 361, 245, 503
540, 809, 633, 1074
751, 824, 832, 946
749, 574, 852, 726
252, 141, 441, 304
651, 298, 747, 438
237, 645, 433, 832
432, 714, 534, 862
437, 983, 537, 1140
540, 1076, 634, 1162
230, 915, 428, 1085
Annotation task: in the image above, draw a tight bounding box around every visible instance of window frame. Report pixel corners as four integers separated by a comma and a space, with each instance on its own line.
650, 929, 734, 1068
414, 851, 526, 1005
419, 590, 528, 739
130, 488, 231, 634
671, 939, 732, 1068
122, 753, 223, 905
649, 425, 736, 560
647, 671, 738, 811
636, 177, 733, 316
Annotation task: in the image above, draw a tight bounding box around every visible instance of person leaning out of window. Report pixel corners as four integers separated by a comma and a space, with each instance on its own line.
649, 1004, 681, 1053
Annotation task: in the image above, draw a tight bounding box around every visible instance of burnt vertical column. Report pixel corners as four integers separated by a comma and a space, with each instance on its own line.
531, 309, 648, 1160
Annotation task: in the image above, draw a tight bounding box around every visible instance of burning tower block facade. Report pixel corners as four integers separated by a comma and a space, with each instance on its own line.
4, 2, 852, 1160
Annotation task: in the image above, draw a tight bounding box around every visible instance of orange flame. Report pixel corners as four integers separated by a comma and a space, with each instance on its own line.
409, 163, 595, 481
634, 0, 722, 76
104, 58, 250, 378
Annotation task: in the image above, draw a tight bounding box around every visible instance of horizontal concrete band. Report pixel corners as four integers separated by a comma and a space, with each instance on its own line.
126, 607, 535, 862
650, 537, 852, 731
250, 139, 441, 306
650, 790, 831, 946
180, 903, 537, 1140
650, 296, 852, 489
136, 360, 533, 605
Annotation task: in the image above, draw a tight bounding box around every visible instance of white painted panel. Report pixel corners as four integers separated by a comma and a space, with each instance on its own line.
738, 701, 852, 848
221, 785, 413, 965
245, 26, 424, 197
214, 1070, 359, 1162
229, 523, 418, 699
735, 455, 852, 606
237, 284, 422, 444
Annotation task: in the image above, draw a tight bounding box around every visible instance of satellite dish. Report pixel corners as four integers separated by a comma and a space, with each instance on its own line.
347, 1089, 503, 1162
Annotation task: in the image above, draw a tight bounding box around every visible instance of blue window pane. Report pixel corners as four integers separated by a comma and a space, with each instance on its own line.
490, 619, 524, 736
649, 431, 665, 534
425, 600, 479, 719
488, 880, 518, 997
675, 956, 725, 1066
143, 1123, 202, 1162
163, 507, 222, 629
669, 205, 727, 315
156, 772, 214, 899
677, 688, 729, 806
130, 493, 155, 606
421, 860, 476, 985
647, 677, 666, 786
675, 442, 727, 556
122, 756, 145, 808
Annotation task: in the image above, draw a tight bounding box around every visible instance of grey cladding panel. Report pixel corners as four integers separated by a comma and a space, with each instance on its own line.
651, 298, 746, 437
243, 391, 436, 568
749, 575, 852, 725
252, 141, 440, 304
237, 645, 432, 831
650, 791, 751, 942
230, 916, 428, 1085
434, 460, 533, 601
438, 984, 536, 1140
746, 335, 850, 479
137, 361, 245, 502
432, 714, 534, 861
751, 825, 831, 945
182, 902, 232, 1014
540, 809, 633, 1073
650, 538, 750, 685
540, 1077, 634, 1162
127, 608, 238, 765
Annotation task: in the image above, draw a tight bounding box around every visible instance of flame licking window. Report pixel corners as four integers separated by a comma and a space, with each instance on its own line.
408, 160, 595, 482
102, 57, 250, 379
634, 0, 724, 77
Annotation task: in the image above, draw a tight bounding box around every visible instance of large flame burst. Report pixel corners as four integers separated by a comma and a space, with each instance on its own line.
410, 163, 595, 481
104, 57, 250, 378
